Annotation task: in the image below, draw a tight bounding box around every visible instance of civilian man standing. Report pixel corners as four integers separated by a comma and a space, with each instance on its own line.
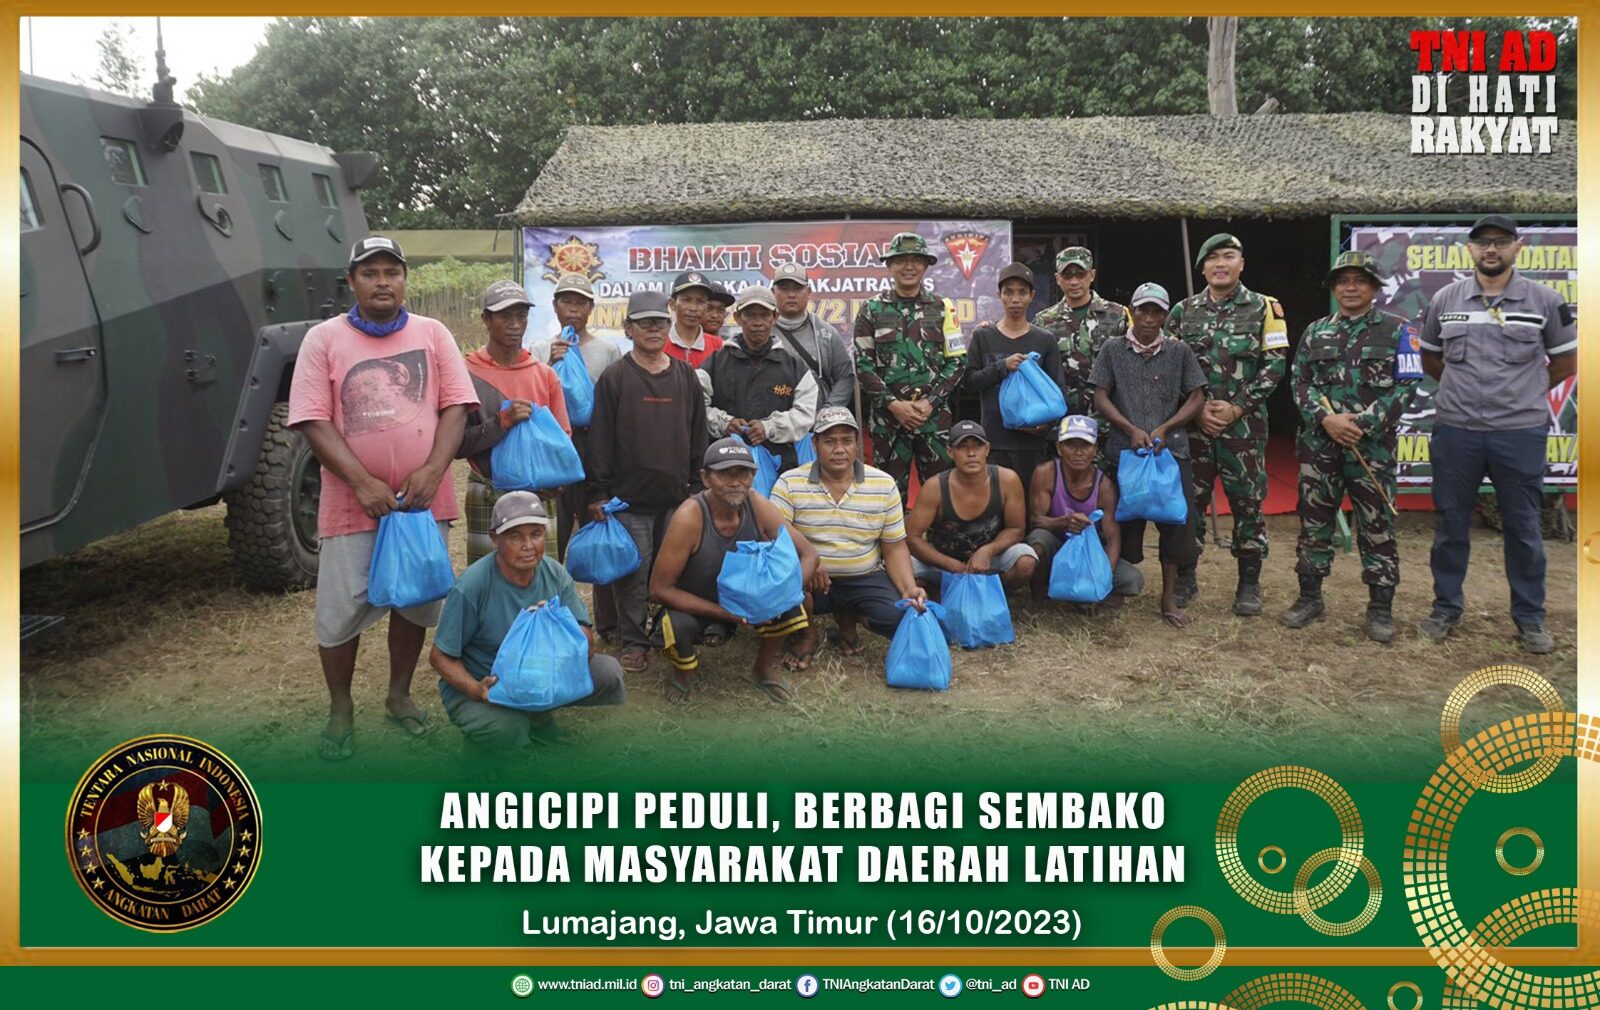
701, 285, 820, 472
773, 262, 856, 410
1417, 215, 1577, 653
588, 290, 710, 673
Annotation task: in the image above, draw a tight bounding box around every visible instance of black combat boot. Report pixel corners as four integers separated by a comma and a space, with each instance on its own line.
1365, 584, 1395, 643
1173, 564, 1199, 608
1232, 555, 1264, 616
1281, 573, 1325, 628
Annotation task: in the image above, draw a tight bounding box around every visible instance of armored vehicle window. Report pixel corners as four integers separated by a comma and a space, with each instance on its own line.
100, 137, 146, 186
259, 163, 288, 202
191, 152, 228, 194
314, 173, 338, 209
21, 169, 41, 231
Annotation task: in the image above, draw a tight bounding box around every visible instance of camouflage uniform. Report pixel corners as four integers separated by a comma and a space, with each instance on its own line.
853, 234, 963, 492
1291, 305, 1415, 587
1166, 283, 1289, 561
1032, 292, 1131, 417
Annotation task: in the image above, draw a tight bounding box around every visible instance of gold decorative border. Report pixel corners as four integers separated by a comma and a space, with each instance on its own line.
2, 1, 1595, 970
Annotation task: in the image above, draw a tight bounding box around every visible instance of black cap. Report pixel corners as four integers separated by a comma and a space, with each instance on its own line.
707, 283, 736, 308
703, 437, 758, 471
349, 235, 406, 268
671, 271, 714, 297
1468, 214, 1519, 240
997, 262, 1034, 290
946, 420, 990, 446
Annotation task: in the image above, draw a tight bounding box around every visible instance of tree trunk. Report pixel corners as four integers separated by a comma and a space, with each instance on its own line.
1207, 17, 1238, 117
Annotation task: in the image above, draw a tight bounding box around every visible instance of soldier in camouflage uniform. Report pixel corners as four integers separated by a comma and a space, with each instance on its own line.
1031, 246, 1131, 418
853, 232, 964, 494
1282, 251, 1418, 642
1165, 233, 1289, 616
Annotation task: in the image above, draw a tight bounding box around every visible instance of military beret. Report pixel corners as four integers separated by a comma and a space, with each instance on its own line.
1194, 233, 1244, 269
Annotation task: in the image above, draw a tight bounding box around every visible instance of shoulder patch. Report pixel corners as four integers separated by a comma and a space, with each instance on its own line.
1267, 297, 1286, 320
1559, 303, 1576, 327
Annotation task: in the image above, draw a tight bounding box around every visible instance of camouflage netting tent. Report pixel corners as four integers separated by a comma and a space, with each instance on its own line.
515, 114, 1577, 226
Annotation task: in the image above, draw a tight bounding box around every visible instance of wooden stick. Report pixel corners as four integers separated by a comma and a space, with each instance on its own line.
1319, 395, 1397, 516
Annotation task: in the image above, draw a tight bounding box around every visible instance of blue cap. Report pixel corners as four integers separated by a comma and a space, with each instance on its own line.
1130, 282, 1171, 311
1057, 415, 1099, 443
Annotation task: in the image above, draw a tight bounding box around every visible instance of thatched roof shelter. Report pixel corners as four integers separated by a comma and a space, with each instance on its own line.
515, 113, 1576, 226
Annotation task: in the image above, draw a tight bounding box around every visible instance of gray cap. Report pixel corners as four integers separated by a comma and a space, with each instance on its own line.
482, 280, 532, 313
349, 235, 406, 267
1130, 282, 1171, 311
772, 263, 810, 287
946, 419, 990, 446
552, 273, 596, 301
813, 406, 860, 434
625, 290, 671, 321
704, 437, 758, 471
490, 491, 548, 534
734, 285, 778, 312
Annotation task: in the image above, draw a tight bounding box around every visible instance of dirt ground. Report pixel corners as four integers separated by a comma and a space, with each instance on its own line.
20, 461, 1579, 780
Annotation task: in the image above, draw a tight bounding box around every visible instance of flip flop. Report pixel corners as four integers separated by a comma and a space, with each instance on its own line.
317, 728, 354, 762
702, 627, 730, 648
385, 711, 436, 738
825, 628, 867, 657
620, 648, 650, 673
782, 646, 816, 672
665, 672, 696, 703
744, 673, 794, 704
1161, 608, 1191, 629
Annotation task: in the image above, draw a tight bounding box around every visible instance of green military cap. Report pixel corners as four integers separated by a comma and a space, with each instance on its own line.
1194, 232, 1244, 268
1055, 246, 1094, 271
880, 231, 938, 264
1326, 249, 1383, 286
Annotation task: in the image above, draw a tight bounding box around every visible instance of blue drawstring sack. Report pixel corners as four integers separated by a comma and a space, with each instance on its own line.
885, 600, 951, 691
491, 401, 585, 491
1048, 509, 1114, 603
938, 571, 1015, 649
551, 326, 595, 427
565, 498, 641, 585
1114, 440, 1188, 525
367, 507, 454, 609
999, 351, 1068, 429
794, 434, 816, 467
717, 526, 804, 625
731, 434, 782, 498
486, 599, 594, 711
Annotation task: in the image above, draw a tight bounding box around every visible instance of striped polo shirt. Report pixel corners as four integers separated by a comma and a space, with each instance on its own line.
769, 460, 906, 577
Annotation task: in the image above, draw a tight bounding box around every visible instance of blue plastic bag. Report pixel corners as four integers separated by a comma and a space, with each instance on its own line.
1048, 509, 1114, 603
367, 508, 454, 609
885, 600, 951, 691
486, 599, 594, 711
565, 498, 641, 585
938, 571, 1015, 649
794, 434, 816, 467
551, 326, 595, 427
717, 526, 804, 625
491, 401, 585, 491
1114, 440, 1188, 525
999, 351, 1068, 429
732, 434, 783, 498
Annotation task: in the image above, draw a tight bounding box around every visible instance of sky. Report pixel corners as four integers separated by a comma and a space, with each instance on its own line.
21, 17, 274, 102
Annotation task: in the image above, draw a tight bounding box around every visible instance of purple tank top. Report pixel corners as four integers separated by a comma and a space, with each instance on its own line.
1050, 460, 1100, 531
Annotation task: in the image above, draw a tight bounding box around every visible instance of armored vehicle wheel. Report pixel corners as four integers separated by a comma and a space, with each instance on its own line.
225, 403, 320, 590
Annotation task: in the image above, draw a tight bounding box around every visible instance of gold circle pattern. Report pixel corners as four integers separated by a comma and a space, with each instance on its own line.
1216, 765, 1363, 915
1439, 890, 1600, 1009
1493, 826, 1544, 876
1221, 973, 1369, 1010
1292, 848, 1383, 936
1403, 708, 1600, 1008
1386, 981, 1423, 1010
1149, 905, 1227, 982
1438, 664, 1565, 793
1257, 845, 1287, 875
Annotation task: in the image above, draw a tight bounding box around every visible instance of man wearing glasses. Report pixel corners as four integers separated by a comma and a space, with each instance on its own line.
1416, 215, 1577, 653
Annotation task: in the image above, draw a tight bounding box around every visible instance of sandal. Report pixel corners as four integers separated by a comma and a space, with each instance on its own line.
385, 711, 436, 739
782, 645, 817, 672
743, 673, 794, 704
317, 728, 354, 762
1161, 608, 1191, 629
826, 628, 867, 657
665, 671, 696, 703
620, 647, 650, 673
702, 625, 730, 648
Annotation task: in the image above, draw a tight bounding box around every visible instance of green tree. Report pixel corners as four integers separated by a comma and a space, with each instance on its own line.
89, 21, 142, 97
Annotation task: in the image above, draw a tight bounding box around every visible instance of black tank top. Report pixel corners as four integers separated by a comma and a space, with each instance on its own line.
677, 492, 760, 599
927, 466, 1004, 562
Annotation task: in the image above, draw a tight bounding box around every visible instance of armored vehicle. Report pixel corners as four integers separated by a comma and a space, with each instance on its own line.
21, 72, 380, 617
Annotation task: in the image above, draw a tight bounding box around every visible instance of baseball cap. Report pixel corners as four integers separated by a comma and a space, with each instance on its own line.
998, 262, 1035, 289
349, 235, 406, 267
552, 273, 596, 301
946, 419, 990, 446
1195, 233, 1244, 268
1058, 415, 1099, 444
703, 437, 758, 471
1055, 246, 1094, 271
707, 283, 736, 308
1468, 214, 1519, 240
490, 491, 548, 534
481, 279, 532, 313
671, 271, 714, 297
1130, 282, 1171, 311
813, 406, 860, 434
734, 285, 778, 312
625, 290, 671, 320
772, 263, 810, 287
